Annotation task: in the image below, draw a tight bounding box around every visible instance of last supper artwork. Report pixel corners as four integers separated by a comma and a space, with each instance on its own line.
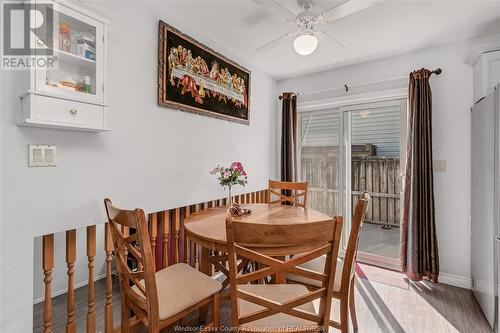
158, 21, 250, 124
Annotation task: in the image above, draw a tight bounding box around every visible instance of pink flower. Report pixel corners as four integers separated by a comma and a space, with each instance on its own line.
231, 161, 244, 173
210, 165, 224, 175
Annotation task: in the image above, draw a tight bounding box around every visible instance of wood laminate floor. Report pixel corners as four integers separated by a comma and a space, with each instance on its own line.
33, 265, 492, 333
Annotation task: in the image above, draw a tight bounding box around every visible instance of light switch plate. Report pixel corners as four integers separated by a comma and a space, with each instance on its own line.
29, 145, 56, 167
433, 160, 447, 172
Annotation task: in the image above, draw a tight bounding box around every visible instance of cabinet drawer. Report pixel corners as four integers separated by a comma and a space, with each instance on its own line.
28, 95, 107, 130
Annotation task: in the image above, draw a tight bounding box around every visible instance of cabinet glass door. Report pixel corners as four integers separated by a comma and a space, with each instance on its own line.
35, 3, 104, 104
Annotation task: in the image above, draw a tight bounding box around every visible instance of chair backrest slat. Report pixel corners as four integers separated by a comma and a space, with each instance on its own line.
232, 219, 335, 247
226, 214, 343, 331
104, 198, 160, 327
268, 179, 308, 207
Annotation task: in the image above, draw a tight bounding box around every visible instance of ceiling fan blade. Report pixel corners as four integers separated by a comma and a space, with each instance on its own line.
318, 30, 346, 48
250, 0, 296, 22
255, 32, 295, 52
321, 0, 383, 23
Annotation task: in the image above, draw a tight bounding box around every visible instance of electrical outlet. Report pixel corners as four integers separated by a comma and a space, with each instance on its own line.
29, 145, 56, 167
433, 160, 447, 172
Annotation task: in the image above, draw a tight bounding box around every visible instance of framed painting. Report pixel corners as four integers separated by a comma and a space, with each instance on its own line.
158, 21, 250, 125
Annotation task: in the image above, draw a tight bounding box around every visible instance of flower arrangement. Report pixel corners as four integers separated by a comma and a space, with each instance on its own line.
210, 161, 248, 205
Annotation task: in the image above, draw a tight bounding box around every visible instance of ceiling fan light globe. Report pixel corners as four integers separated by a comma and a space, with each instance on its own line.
293, 34, 318, 56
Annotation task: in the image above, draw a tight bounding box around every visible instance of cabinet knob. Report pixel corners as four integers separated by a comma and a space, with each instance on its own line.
69, 108, 77, 115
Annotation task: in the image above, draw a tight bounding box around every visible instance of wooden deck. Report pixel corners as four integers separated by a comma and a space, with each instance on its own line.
358, 223, 400, 259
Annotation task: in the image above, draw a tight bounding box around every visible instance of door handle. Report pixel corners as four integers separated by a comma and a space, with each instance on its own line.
496, 235, 500, 241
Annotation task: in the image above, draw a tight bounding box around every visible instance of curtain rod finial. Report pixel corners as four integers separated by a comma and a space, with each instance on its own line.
433, 68, 442, 75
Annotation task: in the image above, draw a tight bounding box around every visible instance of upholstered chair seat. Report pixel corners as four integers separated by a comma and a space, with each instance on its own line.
287, 255, 343, 291
132, 263, 222, 320
237, 284, 318, 331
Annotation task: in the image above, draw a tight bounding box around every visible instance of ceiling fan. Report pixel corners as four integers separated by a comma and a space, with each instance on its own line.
252, 0, 380, 56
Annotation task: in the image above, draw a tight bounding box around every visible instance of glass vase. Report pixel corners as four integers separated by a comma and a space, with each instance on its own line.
227, 186, 233, 208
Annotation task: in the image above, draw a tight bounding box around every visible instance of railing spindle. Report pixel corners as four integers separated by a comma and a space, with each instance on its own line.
86, 226, 96, 333
65, 229, 76, 333
42, 234, 54, 333
174, 208, 180, 263
184, 206, 190, 264
161, 210, 170, 268
149, 213, 157, 270
194, 204, 201, 269
104, 223, 113, 333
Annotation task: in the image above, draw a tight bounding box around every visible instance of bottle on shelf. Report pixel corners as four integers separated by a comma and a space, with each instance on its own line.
59, 23, 71, 52
77, 76, 92, 94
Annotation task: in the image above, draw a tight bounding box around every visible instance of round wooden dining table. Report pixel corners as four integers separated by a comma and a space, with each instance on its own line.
184, 203, 334, 320
184, 203, 333, 252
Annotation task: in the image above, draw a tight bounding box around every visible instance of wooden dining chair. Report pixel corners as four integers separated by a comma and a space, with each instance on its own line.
287, 192, 371, 332
104, 198, 222, 333
225, 214, 343, 333
268, 179, 309, 207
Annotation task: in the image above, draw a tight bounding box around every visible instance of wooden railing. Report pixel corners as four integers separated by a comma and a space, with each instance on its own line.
37, 189, 268, 333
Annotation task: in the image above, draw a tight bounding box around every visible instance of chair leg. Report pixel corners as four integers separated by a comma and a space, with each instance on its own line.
212, 294, 220, 331
121, 302, 131, 333
340, 296, 349, 333
349, 277, 358, 331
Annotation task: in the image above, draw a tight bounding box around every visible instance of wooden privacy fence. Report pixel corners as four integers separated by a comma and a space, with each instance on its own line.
301, 146, 401, 226
38, 189, 268, 333
352, 157, 401, 227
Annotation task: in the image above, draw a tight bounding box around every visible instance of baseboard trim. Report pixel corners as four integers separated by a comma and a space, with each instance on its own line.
33, 273, 107, 305
439, 272, 472, 289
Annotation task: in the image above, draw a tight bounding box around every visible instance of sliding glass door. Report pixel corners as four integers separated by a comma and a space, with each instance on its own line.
342, 99, 406, 269
299, 98, 407, 270
299, 110, 342, 217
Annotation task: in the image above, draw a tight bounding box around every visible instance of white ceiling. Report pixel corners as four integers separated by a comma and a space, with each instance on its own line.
163, 0, 500, 79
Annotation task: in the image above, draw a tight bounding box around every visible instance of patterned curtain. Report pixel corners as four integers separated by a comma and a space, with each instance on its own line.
280, 93, 298, 202
401, 69, 439, 282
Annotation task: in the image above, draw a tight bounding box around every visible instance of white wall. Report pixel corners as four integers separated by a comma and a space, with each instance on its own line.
0, 1, 278, 331
0, 51, 4, 333
278, 42, 474, 285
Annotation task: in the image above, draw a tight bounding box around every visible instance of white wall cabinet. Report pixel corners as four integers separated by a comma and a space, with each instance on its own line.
473, 50, 500, 104
20, 0, 110, 131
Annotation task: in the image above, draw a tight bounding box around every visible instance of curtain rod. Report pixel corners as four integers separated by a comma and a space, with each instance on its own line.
279, 68, 442, 100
